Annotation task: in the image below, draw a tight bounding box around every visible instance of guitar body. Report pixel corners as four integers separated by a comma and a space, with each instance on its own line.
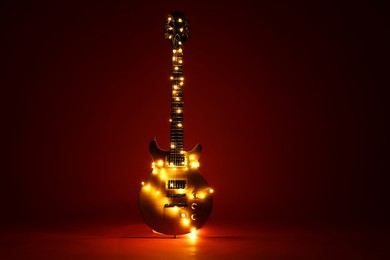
138, 139, 213, 235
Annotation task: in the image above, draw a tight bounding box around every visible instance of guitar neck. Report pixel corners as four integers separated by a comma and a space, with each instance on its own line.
169, 47, 184, 157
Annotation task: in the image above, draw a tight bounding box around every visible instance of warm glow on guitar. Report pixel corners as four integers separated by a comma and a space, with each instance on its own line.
138, 11, 213, 237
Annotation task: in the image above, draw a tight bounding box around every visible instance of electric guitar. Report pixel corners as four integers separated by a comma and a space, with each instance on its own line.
138, 11, 213, 236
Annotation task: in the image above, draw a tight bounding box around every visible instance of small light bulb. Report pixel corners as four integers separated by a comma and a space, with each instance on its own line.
189, 228, 197, 240
190, 161, 199, 168
178, 18, 182, 23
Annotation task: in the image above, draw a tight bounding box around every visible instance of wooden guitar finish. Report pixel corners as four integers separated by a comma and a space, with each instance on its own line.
138, 12, 213, 236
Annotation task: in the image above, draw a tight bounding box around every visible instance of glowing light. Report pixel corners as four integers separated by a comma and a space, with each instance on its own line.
172, 57, 176, 61
173, 49, 177, 53
178, 48, 183, 53
198, 193, 205, 199
175, 97, 180, 101
190, 161, 199, 168
152, 169, 157, 174
145, 184, 151, 190
171, 144, 175, 149
160, 174, 166, 180
157, 160, 164, 167
169, 119, 172, 122
155, 191, 160, 195
177, 109, 182, 113
209, 188, 214, 193
177, 123, 183, 127
182, 218, 190, 225
178, 18, 182, 23
173, 85, 178, 89
174, 66, 179, 70
141, 181, 145, 186
179, 60, 183, 64
188, 228, 197, 240
180, 28, 184, 32
180, 82, 184, 86
180, 212, 186, 218
180, 76, 184, 81
168, 35, 172, 39
168, 17, 172, 21
170, 76, 173, 80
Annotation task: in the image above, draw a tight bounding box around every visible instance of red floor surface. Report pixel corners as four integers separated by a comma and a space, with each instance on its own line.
0, 222, 387, 259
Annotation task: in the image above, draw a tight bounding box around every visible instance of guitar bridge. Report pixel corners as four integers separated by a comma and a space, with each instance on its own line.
166, 193, 186, 198
164, 203, 188, 208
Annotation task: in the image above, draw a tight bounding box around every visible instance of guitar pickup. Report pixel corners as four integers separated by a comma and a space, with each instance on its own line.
166, 193, 186, 198
167, 180, 187, 189
164, 203, 188, 208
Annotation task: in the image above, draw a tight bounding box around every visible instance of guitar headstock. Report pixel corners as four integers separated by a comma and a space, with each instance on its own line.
165, 11, 190, 49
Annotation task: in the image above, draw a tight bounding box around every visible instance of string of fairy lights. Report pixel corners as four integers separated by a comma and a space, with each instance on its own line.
139, 12, 213, 238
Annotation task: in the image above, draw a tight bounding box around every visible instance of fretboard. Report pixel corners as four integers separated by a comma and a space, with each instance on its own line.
169, 47, 185, 165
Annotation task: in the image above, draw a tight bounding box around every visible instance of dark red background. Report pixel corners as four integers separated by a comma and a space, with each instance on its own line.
1, 0, 386, 231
